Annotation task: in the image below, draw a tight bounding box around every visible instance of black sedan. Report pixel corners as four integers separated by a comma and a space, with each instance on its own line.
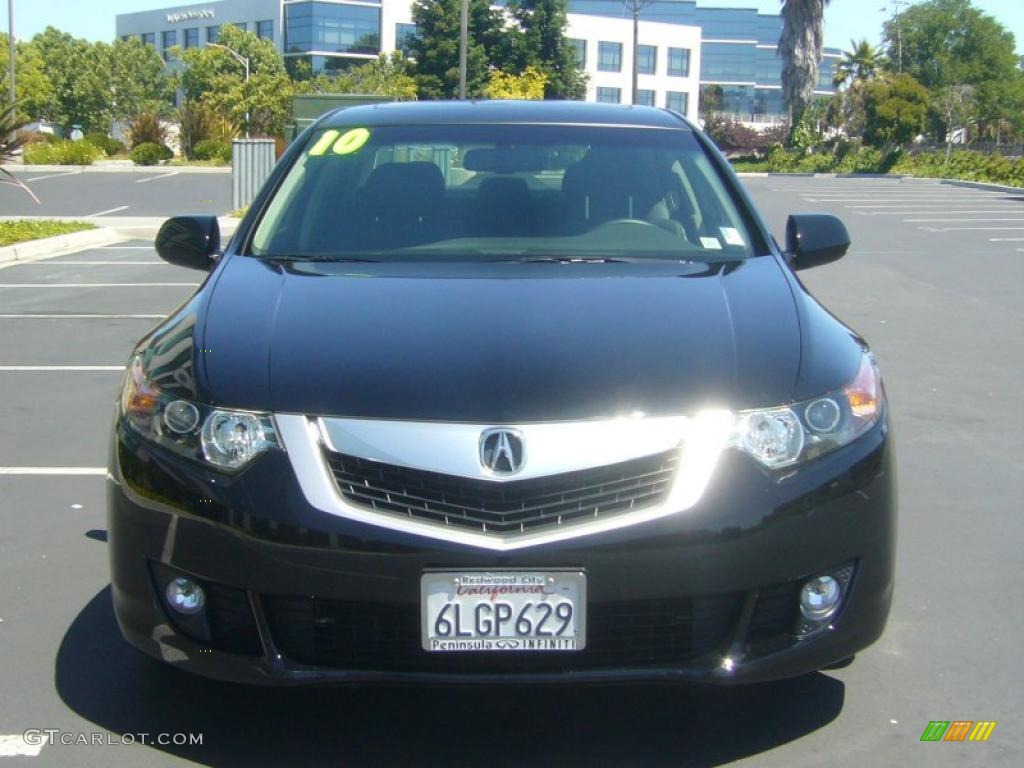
108, 101, 895, 685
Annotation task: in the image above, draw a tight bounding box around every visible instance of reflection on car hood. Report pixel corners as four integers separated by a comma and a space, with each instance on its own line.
199, 257, 801, 421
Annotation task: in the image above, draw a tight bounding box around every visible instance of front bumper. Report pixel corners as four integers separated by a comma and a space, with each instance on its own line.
107, 416, 896, 685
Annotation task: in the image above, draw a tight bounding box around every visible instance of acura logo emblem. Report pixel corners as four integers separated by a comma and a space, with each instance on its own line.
479, 428, 525, 475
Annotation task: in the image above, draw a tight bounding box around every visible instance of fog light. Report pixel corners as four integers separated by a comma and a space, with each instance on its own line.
165, 577, 205, 615
800, 575, 841, 621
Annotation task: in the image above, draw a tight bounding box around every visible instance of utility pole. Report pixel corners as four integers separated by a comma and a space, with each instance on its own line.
625, 0, 656, 105
7, 0, 15, 109
881, 0, 908, 73
458, 0, 469, 100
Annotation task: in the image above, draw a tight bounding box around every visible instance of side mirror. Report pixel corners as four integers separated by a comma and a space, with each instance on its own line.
785, 214, 850, 270
155, 216, 220, 271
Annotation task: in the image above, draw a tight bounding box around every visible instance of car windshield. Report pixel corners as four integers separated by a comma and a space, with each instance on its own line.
249, 123, 765, 262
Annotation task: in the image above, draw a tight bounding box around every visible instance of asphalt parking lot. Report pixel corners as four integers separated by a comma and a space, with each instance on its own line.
0, 176, 1021, 766
0, 168, 231, 218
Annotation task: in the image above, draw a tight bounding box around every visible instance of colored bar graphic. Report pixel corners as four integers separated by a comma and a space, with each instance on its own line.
920, 720, 997, 742
921, 722, 949, 741
968, 722, 997, 742
944, 722, 973, 741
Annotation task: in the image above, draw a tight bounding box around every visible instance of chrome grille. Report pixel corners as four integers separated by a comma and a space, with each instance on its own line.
324, 448, 679, 534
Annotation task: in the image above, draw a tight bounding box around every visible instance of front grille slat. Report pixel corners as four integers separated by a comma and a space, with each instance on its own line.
325, 448, 679, 536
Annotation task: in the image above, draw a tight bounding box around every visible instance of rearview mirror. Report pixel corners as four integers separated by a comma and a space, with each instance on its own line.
785, 214, 850, 270
155, 216, 220, 271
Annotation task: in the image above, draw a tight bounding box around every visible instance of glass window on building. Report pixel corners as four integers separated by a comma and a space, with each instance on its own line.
141, 32, 156, 48
183, 28, 199, 49
206, 25, 220, 44
596, 86, 621, 104
597, 41, 622, 72
161, 30, 177, 62
666, 91, 688, 114
120, 35, 131, 42
667, 47, 690, 77
284, 1, 382, 55
637, 45, 656, 75
257, 20, 274, 41
395, 23, 417, 56
567, 38, 586, 69
232, 22, 247, 33
636, 89, 655, 106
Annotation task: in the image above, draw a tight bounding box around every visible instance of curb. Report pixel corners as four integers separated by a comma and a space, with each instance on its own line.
0, 218, 239, 266
2, 164, 231, 174
0, 227, 125, 265
937, 178, 1024, 194
734, 171, 1022, 191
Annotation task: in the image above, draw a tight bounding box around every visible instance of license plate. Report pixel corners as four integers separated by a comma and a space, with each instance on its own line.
421, 570, 586, 652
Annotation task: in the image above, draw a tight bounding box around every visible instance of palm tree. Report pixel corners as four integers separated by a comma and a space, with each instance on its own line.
778, 0, 830, 129
833, 39, 883, 89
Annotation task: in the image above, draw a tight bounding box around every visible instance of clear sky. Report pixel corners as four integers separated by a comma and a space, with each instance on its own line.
2, 0, 1022, 53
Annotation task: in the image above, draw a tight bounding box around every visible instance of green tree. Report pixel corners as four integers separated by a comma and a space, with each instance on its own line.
409, 0, 504, 99
344, 53, 418, 100
974, 77, 1024, 144
882, 0, 1018, 91
833, 39, 884, 89
105, 37, 173, 122
0, 34, 54, 122
778, 0, 831, 130
502, 1, 586, 100
863, 72, 930, 149
485, 66, 548, 99
178, 24, 292, 136
30, 27, 110, 131
292, 53, 417, 100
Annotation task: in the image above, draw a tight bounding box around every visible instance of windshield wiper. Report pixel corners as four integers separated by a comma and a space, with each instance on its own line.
266, 254, 379, 263
509, 256, 630, 264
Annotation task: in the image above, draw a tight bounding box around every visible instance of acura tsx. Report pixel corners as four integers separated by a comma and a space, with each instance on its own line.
107, 101, 895, 684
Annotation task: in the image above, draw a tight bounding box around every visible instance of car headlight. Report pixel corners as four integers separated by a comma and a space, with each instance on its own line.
120, 356, 280, 471
732, 353, 884, 468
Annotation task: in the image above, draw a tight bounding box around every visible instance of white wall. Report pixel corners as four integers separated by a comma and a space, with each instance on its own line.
567, 13, 701, 120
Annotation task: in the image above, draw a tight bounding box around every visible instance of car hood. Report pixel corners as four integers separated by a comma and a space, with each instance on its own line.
198, 256, 801, 421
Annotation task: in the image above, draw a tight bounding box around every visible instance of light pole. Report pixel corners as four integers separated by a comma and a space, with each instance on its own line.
880, 0, 907, 73
208, 42, 250, 137
625, 0, 656, 105
7, 0, 15, 109
458, 0, 469, 100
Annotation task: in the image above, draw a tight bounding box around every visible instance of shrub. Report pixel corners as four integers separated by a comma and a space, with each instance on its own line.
176, 99, 216, 160
15, 129, 57, 146
127, 111, 169, 150
207, 114, 239, 145
23, 140, 104, 165
84, 132, 126, 157
131, 142, 172, 166
192, 139, 232, 164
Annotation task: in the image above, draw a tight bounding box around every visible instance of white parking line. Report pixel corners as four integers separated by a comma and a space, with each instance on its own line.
0, 314, 165, 319
0, 283, 198, 288
904, 218, 1024, 223
0, 467, 106, 476
920, 226, 1024, 232
9, 261, 166, 266
85, 206, 130, 218
989, 238, 1024, 242
24, 170, 80, 183
0, 734, 44, 756
0, 365, 124, 371
857, 210, 1019, 215
97, 246, 153, 250
136, 171, 180, 184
